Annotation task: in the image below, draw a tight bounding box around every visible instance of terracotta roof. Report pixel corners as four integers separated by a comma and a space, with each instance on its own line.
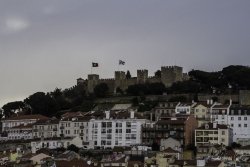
170, 160, 196, 166
56, 158, 92, 167
156, 119, 185, 125
213, 104, 230, 109
127, 161, 144, 167
34, 118, 59, 125
193, 102, 213, 108
3, 114, 48, 121
196, 123, 229, 130
205, 160, 222, 167
161, 147, 180, 154
11, 124, 33, 129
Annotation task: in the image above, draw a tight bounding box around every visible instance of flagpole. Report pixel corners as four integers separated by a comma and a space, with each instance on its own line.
91, 63, 93, 74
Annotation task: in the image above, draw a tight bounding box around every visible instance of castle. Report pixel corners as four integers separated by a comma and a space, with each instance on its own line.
77, 66, 189, 94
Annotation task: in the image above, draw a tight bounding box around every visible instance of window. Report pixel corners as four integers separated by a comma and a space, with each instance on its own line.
231, 117, 234, 120
222, 131, 225, 135
244, 117, 247, 120
221, 138, 225, 142
238, 117, 241, 121
238, 124, 241, 127
244, 124, 247, 127
126, 129, 131, 133
231, 124, 234, 127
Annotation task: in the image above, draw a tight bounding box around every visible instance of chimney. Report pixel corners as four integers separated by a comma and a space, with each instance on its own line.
210, 99, 213, 105
130, 111, 135, 119
213, 122, 217, 129
105, 111, 110, 119
197, 159, 205, 167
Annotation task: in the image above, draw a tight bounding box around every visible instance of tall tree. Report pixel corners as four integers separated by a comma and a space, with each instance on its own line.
2, 101, 25, 118
126, 70, 131, 79
94, 83, 109, 97
154, 70, 161, 78
24, 92, 58, 116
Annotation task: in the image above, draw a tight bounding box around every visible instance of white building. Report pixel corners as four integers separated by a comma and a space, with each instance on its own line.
8, 124, 33, 140
227, 105, 250, 145
33, 118, 59, 139
195, 123, 233, 146
175, 102, 196, 115
59, 112, 90, 143
211, 104, 231, 124
212, 104, 250, 145
195, 123, 233, 147
31, 136, 83, 153
88, 110, 149, 149
1, 114, 48, 140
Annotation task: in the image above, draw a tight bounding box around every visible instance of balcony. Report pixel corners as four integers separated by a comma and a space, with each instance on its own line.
80, 126, 84, 129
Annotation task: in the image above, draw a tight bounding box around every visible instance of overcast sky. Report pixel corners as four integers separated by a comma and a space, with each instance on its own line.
1, 0, 250, 107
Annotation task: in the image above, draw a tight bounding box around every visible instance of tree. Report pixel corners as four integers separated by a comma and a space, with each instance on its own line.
67, 144, 80, 153
2, 101, 25, 118
126, 70, 131, 79
94, 83, 109, 97
24, 92, 58, 116
116, 87, 124, 95
155, 70, 161, 78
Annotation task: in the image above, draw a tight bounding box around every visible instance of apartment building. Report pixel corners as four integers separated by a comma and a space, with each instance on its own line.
211, 103, 231, 124
142, 115, 198, 148
155, 102, 179, 120
195, 123, 232, 146
88, 110, 148, 149
59, 112, 90, 144
33, 118, 59, 138
227, 105, 250, 145
193, 102, 214, 127
1, 114, 48, 140
175, 102, 197, 115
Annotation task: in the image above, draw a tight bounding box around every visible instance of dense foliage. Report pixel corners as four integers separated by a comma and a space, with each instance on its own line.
126, 83, 166, 96
2, 65, 250, 118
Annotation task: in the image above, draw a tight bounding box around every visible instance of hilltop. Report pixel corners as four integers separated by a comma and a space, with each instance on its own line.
1, 65, 250, 118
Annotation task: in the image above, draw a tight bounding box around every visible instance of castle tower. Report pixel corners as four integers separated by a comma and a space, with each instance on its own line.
137, 69, 148, 84
161, 66, 183, 87
114, 71, 126, 93
87, 74, 99, 93
115, 71, 126, 80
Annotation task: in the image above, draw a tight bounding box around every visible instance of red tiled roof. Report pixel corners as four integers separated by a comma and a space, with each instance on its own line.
161, 147, 180, 153
196, 123, 229, 130
3, 114, 48, 121
55, 159, 92, 167
11, 124, 33, 129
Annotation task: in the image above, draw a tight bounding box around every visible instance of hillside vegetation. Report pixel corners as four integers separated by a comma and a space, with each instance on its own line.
1, 65, 250, 118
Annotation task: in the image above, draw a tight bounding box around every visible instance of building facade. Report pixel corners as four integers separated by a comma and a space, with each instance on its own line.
88, 110, 148, 149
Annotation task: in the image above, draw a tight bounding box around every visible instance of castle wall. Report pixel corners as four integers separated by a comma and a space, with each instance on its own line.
161, 66, 183, 87
198, 94, 239, 103
81, 66, 187, 94
239, 90, 250, 105
99, 79, 116, 94
137, 70, 148, 84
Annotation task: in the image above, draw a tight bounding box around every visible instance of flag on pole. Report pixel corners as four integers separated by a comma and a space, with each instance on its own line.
92, 62, 99, 67
119, 60, 125, 65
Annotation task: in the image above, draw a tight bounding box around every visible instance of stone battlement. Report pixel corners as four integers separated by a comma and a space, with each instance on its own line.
78, 65, 186, 93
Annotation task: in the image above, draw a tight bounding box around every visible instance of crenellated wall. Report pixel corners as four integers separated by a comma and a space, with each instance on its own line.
78, 66, 186, 94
